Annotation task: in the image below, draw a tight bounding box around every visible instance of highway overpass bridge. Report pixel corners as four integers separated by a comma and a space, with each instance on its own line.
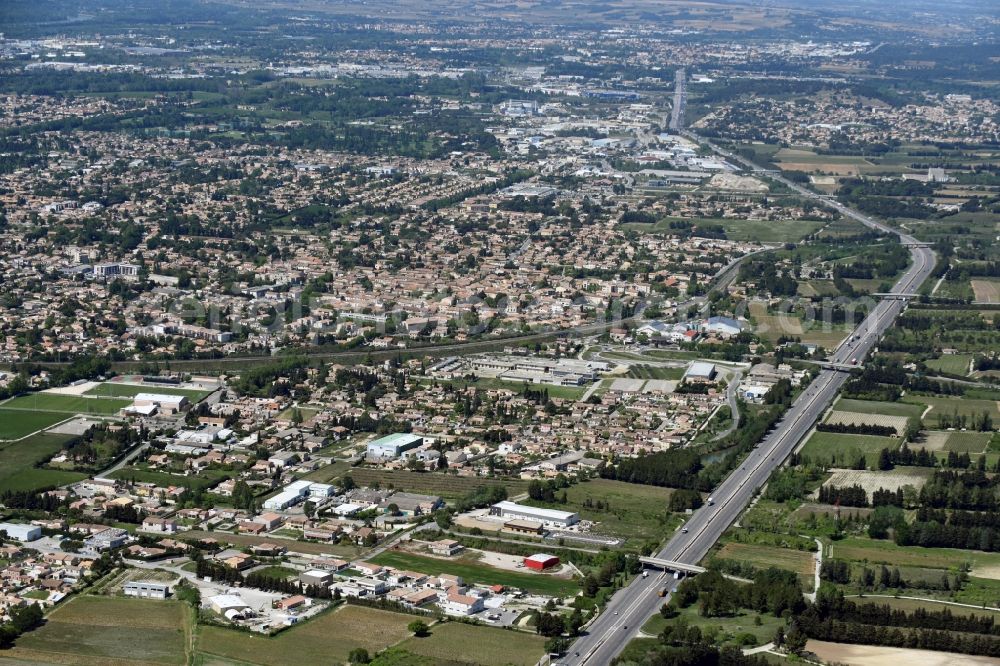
873, 292, 920, 299
639, 557, 707, 575
798, 359, 859, 372
821, 362, 859, 371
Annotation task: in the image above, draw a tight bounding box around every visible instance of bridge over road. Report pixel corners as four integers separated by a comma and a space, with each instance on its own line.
638, 557, 706, 575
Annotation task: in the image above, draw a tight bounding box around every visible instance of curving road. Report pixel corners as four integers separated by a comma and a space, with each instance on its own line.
559, 136, 936, 665
710, 368, 742, 442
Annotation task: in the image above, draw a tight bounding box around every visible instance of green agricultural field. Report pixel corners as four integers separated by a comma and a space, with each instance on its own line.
739, 142, 782, 163
972, 278, 1000, 304
369, 550, 578, 597
798, 430, 899, 468
773, 148, 903, 176
0, 408, 68, 440
311, 434, 366, 458
827, 537, 1000, 571
300, 459, 355, 483
747, 301, 849, 348
275, 405, 320, 422
904, 395, 1000, 422
616, 638, 669, 665
195, 605, 414, 665
832, 398, 925, 419
524, 478, 676, 541
347, 468, 528, 499
8, 596, 190, 665
951, 576, 1000, 607
797, 280, 840, 298
712, 542, 815, 589
924, 354, 974, 376
936, 278, 979, 302
0, 432, 86, 493
0, 467, 86, 494
396, 621, 546, 666
1, 393, 131, 415
850, 596, 1000, 621
108, 466, 230, 492
816, 218, 868, 239
943, 431, 991, 454
84, 382, 210, 401
891, 564, 958, 590
715, 219, 823, 243
751, 315, 849, 347
844, 278, 887, 294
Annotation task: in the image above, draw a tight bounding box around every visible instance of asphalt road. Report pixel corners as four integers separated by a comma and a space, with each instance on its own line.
669, 68, 686, 131
559, 137, 936, 665
710, 368, 743, 442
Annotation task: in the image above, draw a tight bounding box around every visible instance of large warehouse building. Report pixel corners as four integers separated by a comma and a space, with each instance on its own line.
123, 581, 170, 599
0, 522, 41, 542
130, 392, 189, 414
262, 479, 335, 511
683, 361, 717, 382
489, 501, 579, 528
366, 433, 424, 460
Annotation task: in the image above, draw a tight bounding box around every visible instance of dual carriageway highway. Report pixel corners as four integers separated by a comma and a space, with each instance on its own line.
559, 135, 937, 665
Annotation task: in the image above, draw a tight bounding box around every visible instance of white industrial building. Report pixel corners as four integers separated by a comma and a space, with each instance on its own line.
332, 502, 363, 517
262, 479, 335, 511
129, 392, 189, 415
366, 432, 424, 460
0, 522, 41, 542
684, 361, 717, 382
702, 316, 745, 338
489, 501, 579, 528
124, 581, 170, 599
208, 593, 252, 620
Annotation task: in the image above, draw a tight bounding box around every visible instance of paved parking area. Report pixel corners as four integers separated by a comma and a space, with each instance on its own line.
473, 606, 522, 627
48, 416, 106, 435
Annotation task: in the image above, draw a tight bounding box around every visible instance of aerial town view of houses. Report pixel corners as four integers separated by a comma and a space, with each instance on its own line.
0, 0, 998, 665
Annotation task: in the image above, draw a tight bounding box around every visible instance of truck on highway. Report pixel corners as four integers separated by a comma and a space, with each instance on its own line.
707, 497, 715, 505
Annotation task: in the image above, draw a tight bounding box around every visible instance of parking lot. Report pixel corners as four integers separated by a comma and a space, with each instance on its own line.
472, 605, 522, 627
